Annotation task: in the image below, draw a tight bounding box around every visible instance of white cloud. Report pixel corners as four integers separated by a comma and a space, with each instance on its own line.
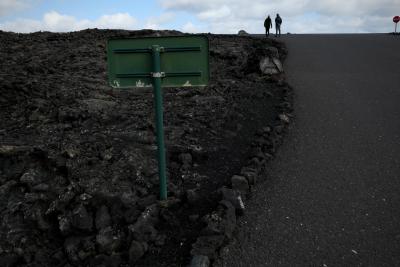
95, 13, 137, 29
311, 0, 399, 16
144, 12, 175, 29
159, 0, 400, 33
0, 11, 138, 33
42, 11, 89, 32
198, 6, 231, 21
161, 0, 227, 12
0, 18, 42, 32
161, 0, 400, 17
181, 21, 206, 33
0, 0, 34, 16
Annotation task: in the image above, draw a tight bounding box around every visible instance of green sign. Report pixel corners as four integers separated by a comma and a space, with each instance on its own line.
107, 35, 209, 201
107, 35, 209, 88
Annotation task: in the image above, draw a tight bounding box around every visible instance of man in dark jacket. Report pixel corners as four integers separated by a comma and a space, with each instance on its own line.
275, 14, 282, 37
264, 15, 272, 37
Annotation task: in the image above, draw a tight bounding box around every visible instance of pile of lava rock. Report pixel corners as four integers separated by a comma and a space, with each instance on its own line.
0, 29, 291, 267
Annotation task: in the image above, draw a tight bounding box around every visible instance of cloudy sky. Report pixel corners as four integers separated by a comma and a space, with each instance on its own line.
0, 0, 399, 34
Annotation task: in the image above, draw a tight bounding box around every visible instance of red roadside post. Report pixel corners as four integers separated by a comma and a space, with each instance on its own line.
393, 16, 400, 34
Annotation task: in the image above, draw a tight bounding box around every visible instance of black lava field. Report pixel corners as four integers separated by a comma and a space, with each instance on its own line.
0, 29, 292, 266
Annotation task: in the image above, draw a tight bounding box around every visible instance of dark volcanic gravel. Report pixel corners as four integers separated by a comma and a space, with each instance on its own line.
0, 29, 291, 266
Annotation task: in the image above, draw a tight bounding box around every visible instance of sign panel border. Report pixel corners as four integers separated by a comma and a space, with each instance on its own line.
107, 35, 210, 89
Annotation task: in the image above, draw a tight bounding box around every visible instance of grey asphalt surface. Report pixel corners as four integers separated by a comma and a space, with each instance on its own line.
217, 34, 400, 266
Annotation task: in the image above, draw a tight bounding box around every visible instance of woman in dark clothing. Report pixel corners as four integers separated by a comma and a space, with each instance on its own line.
264, 15, 272, 37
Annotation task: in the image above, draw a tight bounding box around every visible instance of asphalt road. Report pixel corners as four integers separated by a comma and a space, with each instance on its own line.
217, 34, 400, 266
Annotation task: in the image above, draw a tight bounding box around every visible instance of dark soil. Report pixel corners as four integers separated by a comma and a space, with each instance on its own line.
0, 29, 289, 266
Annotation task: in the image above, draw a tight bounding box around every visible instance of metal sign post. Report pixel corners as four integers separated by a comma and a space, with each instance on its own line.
107, 36, 209, 200
151, 45, 167, 200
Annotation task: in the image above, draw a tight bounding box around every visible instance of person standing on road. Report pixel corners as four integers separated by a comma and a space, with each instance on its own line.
264, 15, 272, 37
275, 14, 282, 37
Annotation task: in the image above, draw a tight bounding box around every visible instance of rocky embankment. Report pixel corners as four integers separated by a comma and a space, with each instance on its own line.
0, 29, 292, 266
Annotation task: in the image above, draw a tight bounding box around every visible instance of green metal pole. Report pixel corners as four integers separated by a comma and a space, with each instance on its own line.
151, 45, 167, 200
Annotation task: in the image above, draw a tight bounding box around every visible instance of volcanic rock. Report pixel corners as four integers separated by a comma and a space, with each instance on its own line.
20, 169, 43, 188
190, 255, 210, 267
95, 205, 111, 230
96, 226, 122, 254
186, 189, 200, 205
191, 235, 225, 259
128, 240, 148, 264
220, 187, 245, 214
71, 204, 93, 231
231, 175, 249, 193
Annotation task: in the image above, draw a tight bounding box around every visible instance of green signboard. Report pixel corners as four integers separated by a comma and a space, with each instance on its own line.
107, 35, 209, 201
107, 35, 209, 88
